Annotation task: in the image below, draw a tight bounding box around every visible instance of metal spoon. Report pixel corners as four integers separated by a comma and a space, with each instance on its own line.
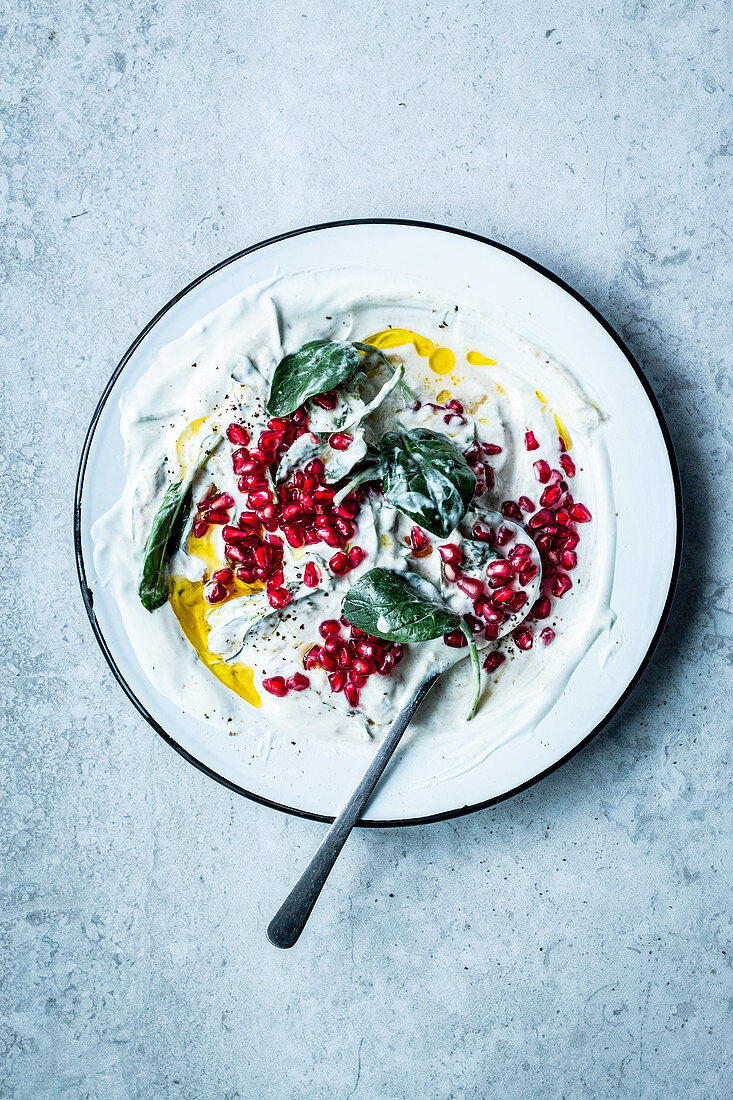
267, 517, 540, 949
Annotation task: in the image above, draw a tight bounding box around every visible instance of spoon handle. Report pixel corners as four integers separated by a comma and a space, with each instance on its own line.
266, 671, 440, 949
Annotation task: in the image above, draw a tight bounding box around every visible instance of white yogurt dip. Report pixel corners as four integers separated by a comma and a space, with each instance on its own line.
92, 269, 616, 763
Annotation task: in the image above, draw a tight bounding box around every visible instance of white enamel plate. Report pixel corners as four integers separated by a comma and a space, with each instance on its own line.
75, 220, 681, 825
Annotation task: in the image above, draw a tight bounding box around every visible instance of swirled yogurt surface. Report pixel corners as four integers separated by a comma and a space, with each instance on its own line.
92, 269, 616, 768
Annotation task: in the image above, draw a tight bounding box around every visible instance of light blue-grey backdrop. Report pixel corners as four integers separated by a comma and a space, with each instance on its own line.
2, 2, 731, 1097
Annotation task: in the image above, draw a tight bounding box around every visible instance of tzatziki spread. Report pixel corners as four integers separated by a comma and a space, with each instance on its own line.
92, 269, 615, 758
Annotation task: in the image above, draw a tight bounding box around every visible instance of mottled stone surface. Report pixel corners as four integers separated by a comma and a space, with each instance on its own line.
1, 1, 731, 1097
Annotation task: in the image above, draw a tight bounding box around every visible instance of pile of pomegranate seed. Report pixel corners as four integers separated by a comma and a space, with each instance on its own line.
438, 532, 538, 646
302, 618, 405, 709
463, 435, 496, 496
193, 491, 234, 539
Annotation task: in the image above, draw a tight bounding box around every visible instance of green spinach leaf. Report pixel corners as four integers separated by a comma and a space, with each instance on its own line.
267, 340, 361, 416
342, 567, 482, 718
342, 568, 458, 642
379, 428, 476, 539
138, 433, 222, 612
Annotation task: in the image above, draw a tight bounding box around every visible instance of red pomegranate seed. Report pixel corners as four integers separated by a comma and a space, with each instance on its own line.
267, 587, 292, 609
531, 595, 551, 619
563, 531, 580, 551
280, 503, 302, 522
457, 576, 484, 600
258, 429, 284, 455
303, 646, 321, 670
329, 551, 350, 575
540, 484, 562, 508
533, 459, 551, 483
376, 651, 395, 675
203, 581, 227, 604
485, 465, 495, 489
560, 453, 576, 477
443, 629, 467, 648
307, 459, 327, 480
409, 526, 431, 555
248, 490, 272, 509
348, 546, 366, 567
334, 517, 355, 540
463, 613, 484, 634
303, 563, 320, 588
192, 519, 208, 539
206, 492, 234, 511
286, 672, 310, 692
222, 525, 250, 544
262, 676, 287, 697
235, 566, 256, 584
509, 591, 528, 612
237, 511, 260, 532
292, 407, 308, 425
328, 670, 346, 692
438, 543, 462, 565
319, 619, 341, 637
337, 644, 354, 669
496, 526, 513, 546
473, 595, 492, 619
312, 391, 338, 410
355, 640, 380, 660
484, 622, 499, 640
552, 572, 572, 597
352, 657, 375, 677
540, 627, 555, 646
342, 683, 360, 707
558, 435, 567, 453
555, 508, 571, 528
206, 509, 230, 525
231, 449, 249, 474
484, 651, 505, 673
518, 495, 535, 513
519, 563, 538, 586
224, 544, 247, 563
253, 545, 272, 568
320, 650, 338, 672
283, 526, 305, 548
267, 569, 285, 590
561, 549, 578, 571
482, 442, 503, 455
260, 677, 286, 695
492, 586, 515, 605
304, 527, 320, 545
513, 626, 533, 650
442, 563, 459, 583
463, 441, 481, 464
486, 560, 515, 584
318, 526, 341, 548
525, 430, 539, 451
329, 432, 353, 451
508, 544, 532, 566
569, 502, 592, 523
501, 499, 523, 521
471, 522, 494, 542
212, 567, 233, 585
528, 508, 552, 530
391, 643, 404, 665
267, 417, 290, 432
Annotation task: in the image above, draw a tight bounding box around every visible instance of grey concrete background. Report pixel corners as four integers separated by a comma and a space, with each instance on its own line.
1, 1, 731, 1097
